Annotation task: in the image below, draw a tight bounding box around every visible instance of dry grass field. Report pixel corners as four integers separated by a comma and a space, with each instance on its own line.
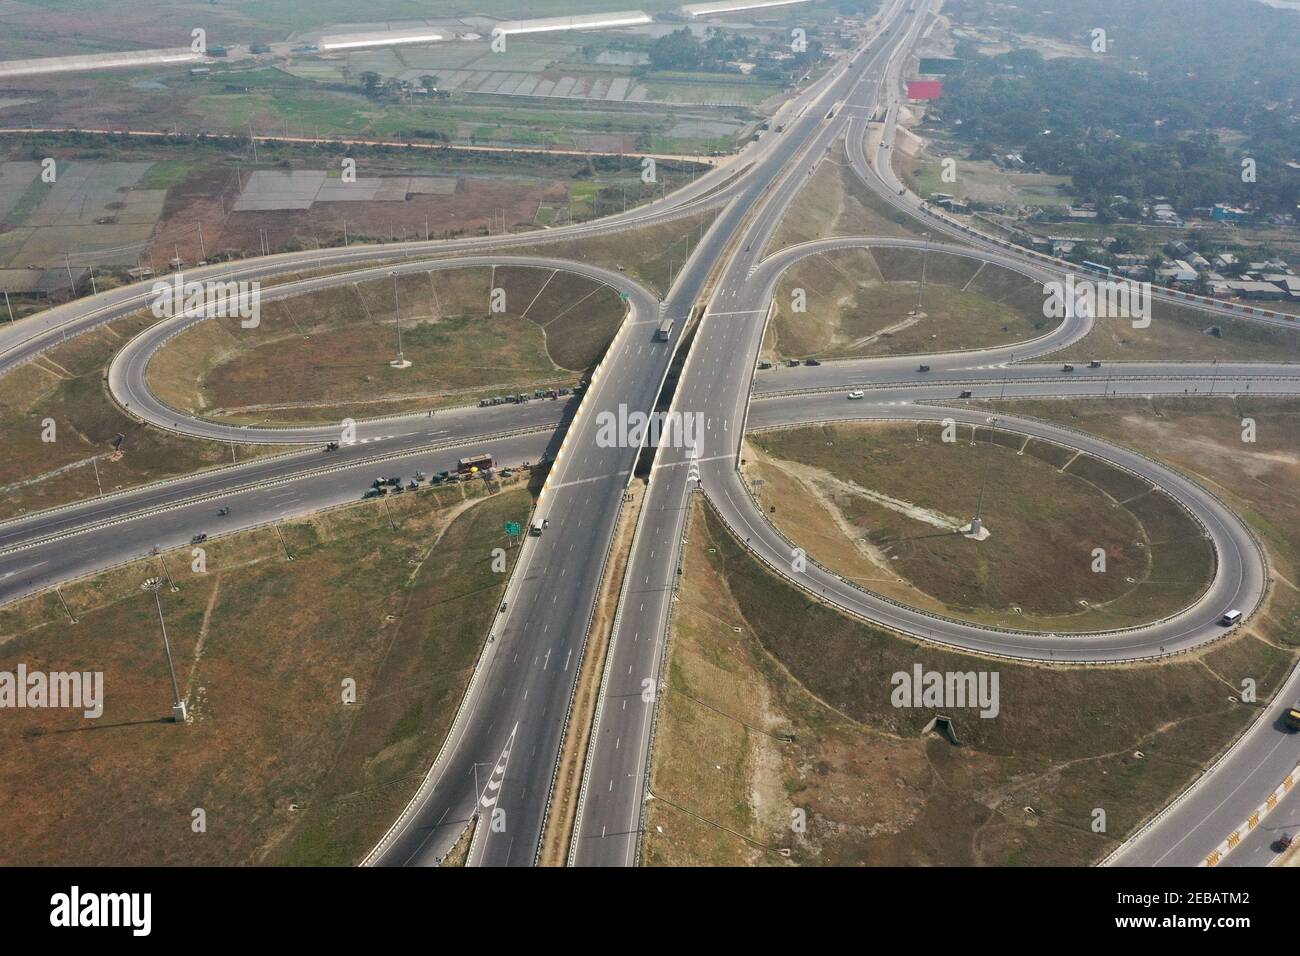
147, 264, 627, 425
642, 496, 1292, 867
745, 421, 1214, 631
0, 482, 531, 866
766, 247, 1050, 360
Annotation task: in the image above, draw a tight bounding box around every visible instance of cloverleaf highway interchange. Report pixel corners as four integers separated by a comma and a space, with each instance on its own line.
0, 0, 1298, 875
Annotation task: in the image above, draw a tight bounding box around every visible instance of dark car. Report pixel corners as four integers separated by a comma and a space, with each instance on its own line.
918, 364, 931, 373
191, 533, 207, 544
804, 359, 821, 367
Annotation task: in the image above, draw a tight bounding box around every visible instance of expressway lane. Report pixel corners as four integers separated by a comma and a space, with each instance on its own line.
0, 428, 559, 607
572, 0, 929, 867
571, 0, 1299, 868
1108, 651, 1300, 868
0, 4, 891, 871
366, 0, 924, 868
2, 0, 1293, 873
835, 0, 1300, 872
756, 360, 1300, 397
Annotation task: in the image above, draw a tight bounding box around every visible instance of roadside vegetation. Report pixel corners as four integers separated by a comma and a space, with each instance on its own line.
766, 141, 932, 254
644, 493, 1293, 866
766, 247, 1048, 359
0, 481, 531, 866
0, 317, 282, 523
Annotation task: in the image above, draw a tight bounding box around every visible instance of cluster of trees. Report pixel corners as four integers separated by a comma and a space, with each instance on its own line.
647, 27, 752, 72
645, 26, 821, 82
357, 71, 442, 99
935, 0, 1300, 215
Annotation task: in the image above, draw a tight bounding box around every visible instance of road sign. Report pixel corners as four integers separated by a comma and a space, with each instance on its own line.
505, 521, 521, 537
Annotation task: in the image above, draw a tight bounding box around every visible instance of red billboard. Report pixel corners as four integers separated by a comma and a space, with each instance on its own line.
907, 80, 943, 100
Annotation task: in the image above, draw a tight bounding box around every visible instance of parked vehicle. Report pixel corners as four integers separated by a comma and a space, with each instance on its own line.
786, 359, 801, 367
804, 359, 821, 366
1272, 833, 1293, 853
458, 453, 494, 475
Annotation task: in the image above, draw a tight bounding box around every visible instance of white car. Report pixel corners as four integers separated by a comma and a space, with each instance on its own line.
847, 390, 865, 400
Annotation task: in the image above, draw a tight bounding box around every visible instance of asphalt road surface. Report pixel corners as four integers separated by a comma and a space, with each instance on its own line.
1, 0, 1295, 871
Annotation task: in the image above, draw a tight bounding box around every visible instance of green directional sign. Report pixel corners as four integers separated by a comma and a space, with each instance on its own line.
505, 521, 522, 537
619, 291, 630, 301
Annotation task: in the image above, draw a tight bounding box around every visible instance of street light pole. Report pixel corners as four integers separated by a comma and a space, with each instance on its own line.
144, 578, 186, 723
389, 271, 411, 368
915, 231, 930, 315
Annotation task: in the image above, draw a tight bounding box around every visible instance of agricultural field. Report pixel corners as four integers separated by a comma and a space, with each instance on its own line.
766, 247, 1050, 360
0, 135, 706, 295
147, 264, 628, 425
0, 159, 166, 275
643, 496, 1292, 866
744, 421, 1215, 632
0, 481, 531, 866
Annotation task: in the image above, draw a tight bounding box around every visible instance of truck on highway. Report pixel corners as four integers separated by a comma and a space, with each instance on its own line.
655, 318, 674, 342
458, 453, 494, 475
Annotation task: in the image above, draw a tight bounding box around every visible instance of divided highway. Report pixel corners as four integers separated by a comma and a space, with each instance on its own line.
570, 0, 1298, 869
1, 0, 1295, 872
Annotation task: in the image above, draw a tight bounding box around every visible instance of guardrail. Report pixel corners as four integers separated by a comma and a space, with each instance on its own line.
1203, 761, 1300, 867
0, 422, 559, 568
751, 374, 1300, 402
716, 411, 1259, 662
